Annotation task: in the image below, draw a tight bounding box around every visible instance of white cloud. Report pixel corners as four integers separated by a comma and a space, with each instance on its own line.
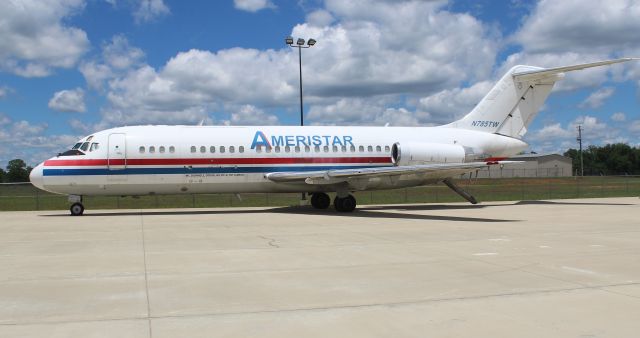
629, 120, 640, 133
506, 0, 640, 92
48, 88, 86, 113
224, 105, 279, 125
611, 112, 626, 122
418, 81, 493, 123
306, 10, 334, 27
527, 123, 573, 142
90, 0, 499, 129
103, 35, 145, 69
80, 35, 145, 90
233, 0, 275, 12
514, 0, 640, 54
0, 0, 89, 77
0, 86, 11, 99
579, 87, 615, 109
133, 0, 170, 23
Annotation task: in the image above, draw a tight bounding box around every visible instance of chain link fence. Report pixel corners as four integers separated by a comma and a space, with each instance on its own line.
1, 176, 639, 211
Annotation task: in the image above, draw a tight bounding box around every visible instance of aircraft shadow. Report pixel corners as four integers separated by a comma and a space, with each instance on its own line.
41, 204, 515, 223
514, 200, 634, 206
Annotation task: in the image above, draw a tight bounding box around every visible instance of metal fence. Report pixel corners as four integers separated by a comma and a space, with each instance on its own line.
1, 176, 639, 211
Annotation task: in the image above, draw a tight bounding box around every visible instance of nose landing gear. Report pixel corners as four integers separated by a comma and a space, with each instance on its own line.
68, 195, 84, 216
70, 202, 85, 216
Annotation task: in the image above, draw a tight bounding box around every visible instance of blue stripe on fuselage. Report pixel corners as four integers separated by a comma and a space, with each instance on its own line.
42, 165, 387, 176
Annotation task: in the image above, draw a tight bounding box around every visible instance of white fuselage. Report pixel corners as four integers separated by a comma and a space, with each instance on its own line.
30, 125, 527, 196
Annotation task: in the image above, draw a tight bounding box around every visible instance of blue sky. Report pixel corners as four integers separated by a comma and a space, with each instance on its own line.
0, 0, 639, 167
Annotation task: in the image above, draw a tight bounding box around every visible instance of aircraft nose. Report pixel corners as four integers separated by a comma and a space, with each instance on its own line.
30, 163, 45, 190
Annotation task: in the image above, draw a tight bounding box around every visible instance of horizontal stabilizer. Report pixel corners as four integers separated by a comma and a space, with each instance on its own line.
513, 58, 639, 81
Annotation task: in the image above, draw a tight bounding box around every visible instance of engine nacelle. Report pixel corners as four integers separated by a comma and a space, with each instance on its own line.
391, 142, 466, 166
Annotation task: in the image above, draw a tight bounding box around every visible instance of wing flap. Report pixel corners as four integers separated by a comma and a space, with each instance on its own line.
265, 162, 501, 184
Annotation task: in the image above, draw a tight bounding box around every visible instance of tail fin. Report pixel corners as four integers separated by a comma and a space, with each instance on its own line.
446, 58, 637, 138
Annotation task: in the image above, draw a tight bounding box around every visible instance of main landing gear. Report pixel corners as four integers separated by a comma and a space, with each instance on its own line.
68, 195, 84, 216
310, 192, 357, 212
310, 192, 331, 209
334, 195, 356, 212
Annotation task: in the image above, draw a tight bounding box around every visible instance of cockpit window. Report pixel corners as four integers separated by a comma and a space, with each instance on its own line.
72, 142, 82, 150
80, 142, 90, 151
59, 149, 85, 156
89, 143, 99, 152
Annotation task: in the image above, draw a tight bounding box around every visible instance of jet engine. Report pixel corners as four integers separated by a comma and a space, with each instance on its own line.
391, 142, 466, 166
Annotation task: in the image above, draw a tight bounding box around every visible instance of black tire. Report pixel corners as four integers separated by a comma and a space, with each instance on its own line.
311, 193, 331, 209
341, 195, 357, 212
70, 203, 84, 216
334, 196, 344, 211
334, 195, 357, 212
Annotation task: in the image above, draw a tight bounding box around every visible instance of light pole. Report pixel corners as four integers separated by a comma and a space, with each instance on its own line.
285, 36, 316, 126
286, 36, 316, 204
577, 125, 584, 176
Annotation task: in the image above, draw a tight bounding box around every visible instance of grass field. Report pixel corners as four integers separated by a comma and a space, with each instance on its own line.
1, 176, 639, 211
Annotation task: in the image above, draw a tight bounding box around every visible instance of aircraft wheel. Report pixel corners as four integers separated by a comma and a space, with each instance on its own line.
334, 195, 357, 212
70, 203, 84, 216
310, 193, 331, 209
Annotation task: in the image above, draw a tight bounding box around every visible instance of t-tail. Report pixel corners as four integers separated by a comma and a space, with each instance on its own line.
446, 58, 638, 138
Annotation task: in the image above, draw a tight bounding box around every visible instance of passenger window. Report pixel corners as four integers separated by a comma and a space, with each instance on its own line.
229, 146, 235, 153
323, 146, 329, 152
190, 146, 196, 153
359, 145, 364, 152
314, 146, 320, 152
332, 145, 338, 152
350, 145, 355, 152
266, 146, 272, 153
210, 146, 215, 153
305, 146, 310, 152
200, 146, 206, 153
275, 146, 281, 153
159, 146, 165, 153
139, 146, 145, 153
367, 146, 373, 152
385, 145, 390, 152
169, 146, 175, 153
285, 146, 290, 153
220, 146, 226, 153
80, 142, 90, 151
256, 145, 262, 153
295, 146, 301, 153
341, 146, 347, 152
376, 145, 381, 152
149, 146, 156, 153
239, 146, 244, 153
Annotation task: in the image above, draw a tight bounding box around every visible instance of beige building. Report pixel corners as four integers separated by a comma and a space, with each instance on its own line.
462, 154, 574, 178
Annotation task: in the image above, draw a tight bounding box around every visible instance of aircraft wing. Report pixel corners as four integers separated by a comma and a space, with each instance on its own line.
265, 161, 503, 185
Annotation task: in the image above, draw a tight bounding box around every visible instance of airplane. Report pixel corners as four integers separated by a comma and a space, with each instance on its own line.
29, 58, 637, 215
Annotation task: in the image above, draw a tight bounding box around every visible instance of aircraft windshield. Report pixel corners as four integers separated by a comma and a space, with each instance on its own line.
59, 140, 88, 156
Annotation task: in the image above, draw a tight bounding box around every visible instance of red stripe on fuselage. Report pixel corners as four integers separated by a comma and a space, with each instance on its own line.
44, 156, 392, 167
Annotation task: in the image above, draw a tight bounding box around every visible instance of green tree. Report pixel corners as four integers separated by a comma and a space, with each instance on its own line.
5, 159, 32, 182
564, 143, 640, 175
0, 168, 5, 183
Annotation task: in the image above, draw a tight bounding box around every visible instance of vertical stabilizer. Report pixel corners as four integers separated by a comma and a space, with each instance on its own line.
445, 58, 637, 138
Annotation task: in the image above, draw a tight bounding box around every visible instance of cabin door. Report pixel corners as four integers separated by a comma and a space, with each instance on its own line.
107, 133, 127, 170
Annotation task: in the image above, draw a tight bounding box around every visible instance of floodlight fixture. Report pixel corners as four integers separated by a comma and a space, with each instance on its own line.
296, 38, 305, 46
285, 37, 294, 45
307, 39, 316, 46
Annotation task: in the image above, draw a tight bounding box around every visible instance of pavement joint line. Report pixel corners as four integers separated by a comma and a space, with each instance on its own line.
1, 281, 638, 327
140, 213, 153, 338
